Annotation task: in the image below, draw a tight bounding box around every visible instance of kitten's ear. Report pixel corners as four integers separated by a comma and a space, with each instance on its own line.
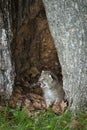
51, 73, 57, 80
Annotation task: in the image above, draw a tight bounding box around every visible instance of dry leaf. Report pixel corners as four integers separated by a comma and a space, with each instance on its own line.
60, 100, 68, 112
52, 100, 68, 114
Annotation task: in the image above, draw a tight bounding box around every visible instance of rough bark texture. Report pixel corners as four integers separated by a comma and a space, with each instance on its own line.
43, 0, 87, 110
0, 0, 14, 99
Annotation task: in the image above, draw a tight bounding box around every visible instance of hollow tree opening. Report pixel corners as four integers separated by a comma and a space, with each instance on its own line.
11, 1, 62, 88
7, 0, 63, 109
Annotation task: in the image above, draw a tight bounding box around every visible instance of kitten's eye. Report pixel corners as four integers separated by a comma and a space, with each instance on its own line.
49, 75, 52, 78
42, 70, 44, 73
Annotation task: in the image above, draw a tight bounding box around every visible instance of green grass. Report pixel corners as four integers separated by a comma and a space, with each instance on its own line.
0, 107, 87, 130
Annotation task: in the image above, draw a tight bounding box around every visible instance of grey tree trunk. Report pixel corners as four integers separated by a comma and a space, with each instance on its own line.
0, 1, 14, 99
43, 0, 87, 111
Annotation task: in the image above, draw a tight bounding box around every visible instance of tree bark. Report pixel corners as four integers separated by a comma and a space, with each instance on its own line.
43, 0, 87, 110
0, 0, 14, 99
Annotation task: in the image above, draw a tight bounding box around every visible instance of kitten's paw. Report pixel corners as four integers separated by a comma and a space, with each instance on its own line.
46, 99, 52, 108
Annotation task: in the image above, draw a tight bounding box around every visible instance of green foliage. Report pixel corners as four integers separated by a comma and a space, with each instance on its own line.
0, 107, 87, 130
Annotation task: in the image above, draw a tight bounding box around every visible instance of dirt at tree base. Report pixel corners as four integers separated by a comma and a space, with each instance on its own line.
8, 84, 67, 115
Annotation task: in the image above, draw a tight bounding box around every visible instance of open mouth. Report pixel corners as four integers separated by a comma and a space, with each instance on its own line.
38, 82, 45, 88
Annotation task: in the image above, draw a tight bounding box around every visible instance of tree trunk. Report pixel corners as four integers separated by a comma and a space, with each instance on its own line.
0, 0, 14, 99
43, 0, 87, 111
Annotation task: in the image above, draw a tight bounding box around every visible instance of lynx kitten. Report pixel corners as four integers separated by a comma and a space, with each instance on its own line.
38, 70, 65, 108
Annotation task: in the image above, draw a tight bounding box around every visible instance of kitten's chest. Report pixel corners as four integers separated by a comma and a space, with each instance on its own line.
44, 87, 56, 101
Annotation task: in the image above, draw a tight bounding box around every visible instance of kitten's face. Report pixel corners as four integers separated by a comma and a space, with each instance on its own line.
38, 70, 53, 89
